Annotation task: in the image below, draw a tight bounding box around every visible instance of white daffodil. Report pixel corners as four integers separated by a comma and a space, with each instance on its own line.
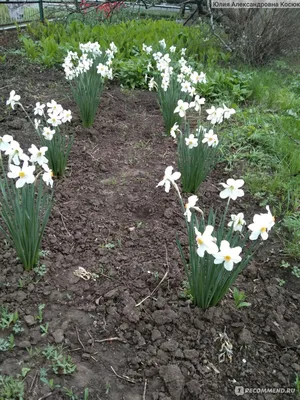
62, 109, 72, 123
228, 213, 246, 232
206, 106, 224, 125
34, 118, 41, 130
47, 112, 62, 127
202, 129, 219, 147
0, 134, 13, 152
174, 100, 189, 118
159, 39, 166, 49
156, 166, 181, 193
28, 144, 48, 166
223, 104, 236, 119
42, 127, 55, 141
213, 240, 242, 271
189, 95, 205, 112
185, 134, 198, 149
142, 44, 152, 54
170, 45, 176, 53
109, 42, 117, 53
248, 205, 275, 240
34, 102, 45, 116
220, 178, 244, 201
5, 140, 25, 166
7, 160, 35, 188
148, 77, 157, 91
181, 48, 187, 56
97, 63, 109, 77
6, 90, 20, 110
184, 195, 203, 222
181, 80, 192, 93
47, 100, 63, 115
195, 225, 218, 257
190, 71, 206, 84
170, 122, 180, 139
42, 163, 54, 187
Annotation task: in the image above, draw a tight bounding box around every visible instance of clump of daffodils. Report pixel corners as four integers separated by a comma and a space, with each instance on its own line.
1, 97, 54, 271
6, 91, 73, 178
172, 98, 235, 194
63, 41, 116, 81
142, 40, 206, 134
62, 41, 117, 128
157, 168, 275, 309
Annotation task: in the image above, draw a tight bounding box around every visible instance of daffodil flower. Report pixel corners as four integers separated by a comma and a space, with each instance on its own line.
184, 195, 203, 222
7, 160, 35, 188
206, 106, 224, 125
195, 225, 218, 257
6, 90, 20, 110
170, 122, 180, 139
228, 213, 246, 232
28, 144, 48, 166
5, 140, 25, 166
42, 163, 54, 188
42, 127, 55, 141
156, 166, 181, 193
213, 240, 242, 271
202, 129, 219, 147
220, 178, 244, 201
0, 135, 13, 152
34, 102, 45, 116
170, 45, 176, 53
185, 134, 198, 149
159, 39, 166, 49
174, 100, 189, 118
248, 205, 274, 240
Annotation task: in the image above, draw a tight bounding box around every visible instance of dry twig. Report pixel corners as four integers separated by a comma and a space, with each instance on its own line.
136, 245, 170, 307
110, 366, 135, 384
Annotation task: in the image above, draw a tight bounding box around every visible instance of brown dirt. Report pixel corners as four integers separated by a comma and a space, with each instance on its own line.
0, 32, 299, 400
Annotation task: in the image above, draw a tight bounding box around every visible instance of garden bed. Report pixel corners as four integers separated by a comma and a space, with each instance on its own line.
0, 33, 300, 400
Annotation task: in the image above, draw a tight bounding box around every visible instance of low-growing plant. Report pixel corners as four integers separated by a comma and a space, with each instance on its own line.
232, 287, 251, 309
63, 41, 117, 128
42, 345, 76, 375
0, 373, 25, 400
157, 167, 275, 308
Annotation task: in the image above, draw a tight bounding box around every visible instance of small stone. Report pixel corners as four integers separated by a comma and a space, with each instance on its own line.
151, 329, 162, 342
153, 310, 177, 325
238, 328, 253, 345
184, 349, 200, 360
24, 315, 35, 326
27, 283, 35, 292
104, 288, 119, 299
160, 340, 178, 353
52, 329, 64, 344
17, 340, 31, 349
159, 364, 184, 400
82, 353, 91, 360
7, 118, 23, 130
16, 291, 27, 303
164, 208, 173, 219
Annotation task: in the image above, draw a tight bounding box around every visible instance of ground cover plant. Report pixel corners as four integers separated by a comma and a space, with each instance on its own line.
0, 26, 299, 400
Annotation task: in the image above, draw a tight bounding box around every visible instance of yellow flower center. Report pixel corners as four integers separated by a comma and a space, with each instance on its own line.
261, 227, 267, 232
185, 203, 188, 209
224, 255, 231, 262
38, 152, 42, 157
197, 238, 203, 245
19, 171, 25, 178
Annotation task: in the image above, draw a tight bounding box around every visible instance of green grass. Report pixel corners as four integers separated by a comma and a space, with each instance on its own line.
221, 61, 300, 259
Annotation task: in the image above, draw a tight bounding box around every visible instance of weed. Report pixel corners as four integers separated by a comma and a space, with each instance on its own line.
40, 323, 49, 336
36, 304, 45, 323
0, 373, 24, 400
232, 288, 251, 309
42, 345, 76, 375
